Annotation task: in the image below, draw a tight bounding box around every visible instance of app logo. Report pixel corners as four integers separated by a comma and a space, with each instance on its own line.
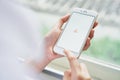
74, 29, 78, 33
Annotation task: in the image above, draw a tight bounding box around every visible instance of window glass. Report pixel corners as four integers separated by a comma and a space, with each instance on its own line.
18, 0, 120, 67
83, 26, 120, 66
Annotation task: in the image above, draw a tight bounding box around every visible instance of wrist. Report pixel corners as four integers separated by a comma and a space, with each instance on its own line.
34, 37, 51, 72
44, 36, 54, 61
27, 56, 50, 73
27, 37, 51, 72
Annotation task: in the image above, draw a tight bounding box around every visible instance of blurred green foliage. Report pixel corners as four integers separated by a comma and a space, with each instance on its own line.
83, 37, 120, 65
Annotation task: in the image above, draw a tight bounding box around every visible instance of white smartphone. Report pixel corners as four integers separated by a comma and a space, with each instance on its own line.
53, 8, 98, 57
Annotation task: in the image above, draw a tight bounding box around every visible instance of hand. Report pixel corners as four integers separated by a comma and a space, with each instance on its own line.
63, 50, 91, 80
44, 14, 70, 61
44, 14, 98, 61
83, 22, 98, 50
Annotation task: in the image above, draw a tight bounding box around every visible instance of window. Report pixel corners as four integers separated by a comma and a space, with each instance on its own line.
18, 0, 120, 80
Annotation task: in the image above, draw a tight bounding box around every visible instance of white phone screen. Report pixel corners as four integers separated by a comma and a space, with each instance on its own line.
57, 12, 95, 53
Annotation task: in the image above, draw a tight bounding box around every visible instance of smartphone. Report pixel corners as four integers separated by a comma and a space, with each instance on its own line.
53, 8, 98, 57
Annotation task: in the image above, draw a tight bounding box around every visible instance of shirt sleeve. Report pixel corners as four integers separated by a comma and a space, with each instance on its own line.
0, 0, 46, 80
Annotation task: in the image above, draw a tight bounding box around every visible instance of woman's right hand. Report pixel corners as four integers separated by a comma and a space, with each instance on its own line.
63, 50, 91, 80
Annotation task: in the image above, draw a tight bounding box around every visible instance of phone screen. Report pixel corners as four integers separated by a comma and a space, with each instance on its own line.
56, 12, 95, 53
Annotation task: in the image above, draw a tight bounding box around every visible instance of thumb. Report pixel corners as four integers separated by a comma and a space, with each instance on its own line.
63, 70, 71, 80
58, 14, 70, 29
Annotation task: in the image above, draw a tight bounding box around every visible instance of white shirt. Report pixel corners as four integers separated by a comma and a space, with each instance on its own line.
0, 0, 46, 80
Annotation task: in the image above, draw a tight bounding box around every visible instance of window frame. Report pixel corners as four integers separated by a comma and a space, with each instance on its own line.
46, 56, 120, 80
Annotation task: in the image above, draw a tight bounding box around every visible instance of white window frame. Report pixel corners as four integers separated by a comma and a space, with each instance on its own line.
45, 56, 120, 80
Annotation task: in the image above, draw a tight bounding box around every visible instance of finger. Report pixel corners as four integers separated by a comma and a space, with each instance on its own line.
64, 49, 80, 72
63, 70, 71, 80
80, 63, 91, 79
93, 22, 98, 28
89, 29, 94, 39
80, 63, 88, 73
83, 38, 90, 50
58, 14, 70, 29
